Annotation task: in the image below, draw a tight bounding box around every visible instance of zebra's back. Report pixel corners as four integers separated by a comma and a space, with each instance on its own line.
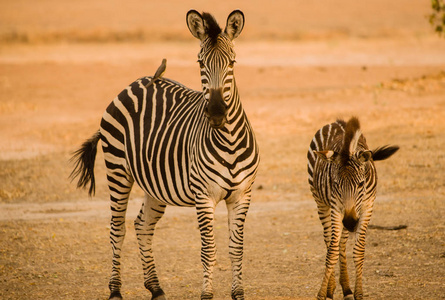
100, 76, 204, 206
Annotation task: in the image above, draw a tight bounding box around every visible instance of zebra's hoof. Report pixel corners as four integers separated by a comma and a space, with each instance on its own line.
109, 290, 123, 300
344, 294, 354, 300
152, 294, 167, 300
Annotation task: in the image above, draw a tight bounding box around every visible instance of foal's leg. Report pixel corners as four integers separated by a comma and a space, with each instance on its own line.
134, 195, 167, 300
339, 228, 353, 300
317, 205, 336, 299
226, 197, 251, 300
317, 209, 342, 300
353, 215, 371, 300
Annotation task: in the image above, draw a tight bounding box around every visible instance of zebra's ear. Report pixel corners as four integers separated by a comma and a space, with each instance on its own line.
225, 10, 245, 40
187, 10, 206, 41
315, 150, 338, 163
358, 150, 373, 163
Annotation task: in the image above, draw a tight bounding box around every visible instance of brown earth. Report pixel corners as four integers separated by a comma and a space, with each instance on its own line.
1, 1, 445, 299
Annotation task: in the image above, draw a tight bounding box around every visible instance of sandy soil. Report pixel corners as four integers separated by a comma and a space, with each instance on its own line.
1, 1, 445, 299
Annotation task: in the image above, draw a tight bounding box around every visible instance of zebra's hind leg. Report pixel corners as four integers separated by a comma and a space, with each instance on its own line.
226, 197, 251, 300
135, 194, 167, 300
339, 228, 353, 299
195, 197, 216, 299
107, 173, 134, 300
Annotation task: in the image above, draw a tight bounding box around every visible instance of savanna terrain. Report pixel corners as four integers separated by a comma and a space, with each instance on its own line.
0, 1, 444, 299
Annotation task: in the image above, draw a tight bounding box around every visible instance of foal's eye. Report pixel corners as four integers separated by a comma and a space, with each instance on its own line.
228, 60, 236, 68
197, 60, 205, 68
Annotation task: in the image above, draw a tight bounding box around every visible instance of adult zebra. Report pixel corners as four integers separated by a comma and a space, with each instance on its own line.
307, 117, 398, 300
71, 10, 259, 300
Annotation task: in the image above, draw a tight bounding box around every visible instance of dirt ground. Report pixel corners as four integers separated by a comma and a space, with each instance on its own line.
1, 1, 445, 299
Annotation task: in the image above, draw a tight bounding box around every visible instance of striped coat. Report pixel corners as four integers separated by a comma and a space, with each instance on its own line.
71, 10, 259, 300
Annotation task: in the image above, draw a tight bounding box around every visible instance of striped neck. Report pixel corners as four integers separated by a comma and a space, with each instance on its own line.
212, 79, 245, 135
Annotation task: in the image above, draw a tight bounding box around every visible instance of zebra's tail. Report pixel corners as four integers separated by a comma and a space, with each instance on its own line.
70, 131, 101, 196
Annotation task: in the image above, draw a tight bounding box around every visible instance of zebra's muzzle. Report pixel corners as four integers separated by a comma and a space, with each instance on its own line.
205, 88, 228, 129
207, 114, 227, 129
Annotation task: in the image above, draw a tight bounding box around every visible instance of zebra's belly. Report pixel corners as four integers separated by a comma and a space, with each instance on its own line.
128, 150, 196, 207
130, 161, 256, 207
132, 169, 196, 207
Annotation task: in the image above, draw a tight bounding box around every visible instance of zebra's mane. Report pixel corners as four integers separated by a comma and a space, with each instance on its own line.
340, 117, 361, 164
202, 12, 222, 45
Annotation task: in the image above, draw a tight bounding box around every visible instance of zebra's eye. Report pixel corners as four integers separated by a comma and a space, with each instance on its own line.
228, 60, 236, 68
197, 60, 205, 68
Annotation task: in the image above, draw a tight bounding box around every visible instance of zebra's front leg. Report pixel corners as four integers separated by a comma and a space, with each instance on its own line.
226, 198, 251, 300
134, 195, 167, 300
196, 198, 217, 299
317, 211, 342, 300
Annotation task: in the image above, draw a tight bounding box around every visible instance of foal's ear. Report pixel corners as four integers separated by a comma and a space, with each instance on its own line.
372, 145, 400, 161
187, 10, 206, 41
315, 150, 338, 163
225, 10, 245, 40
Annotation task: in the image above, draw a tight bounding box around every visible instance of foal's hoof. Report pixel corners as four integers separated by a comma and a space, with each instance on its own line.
151, 288, 167, 300
231, 289, 245, 300
201, 292, 214, 300
344, 294, 354, 300
109, 291, 123, 300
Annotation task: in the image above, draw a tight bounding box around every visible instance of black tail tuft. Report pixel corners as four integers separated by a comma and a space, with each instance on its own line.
70, 131, 101, 196
372, 145, 399, 161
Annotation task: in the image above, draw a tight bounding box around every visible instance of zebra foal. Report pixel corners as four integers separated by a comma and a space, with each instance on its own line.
71, 10, 259, 300
307, 117, 398, 300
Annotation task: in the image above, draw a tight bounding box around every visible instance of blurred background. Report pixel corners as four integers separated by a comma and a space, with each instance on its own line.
0, 0, 437, 43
